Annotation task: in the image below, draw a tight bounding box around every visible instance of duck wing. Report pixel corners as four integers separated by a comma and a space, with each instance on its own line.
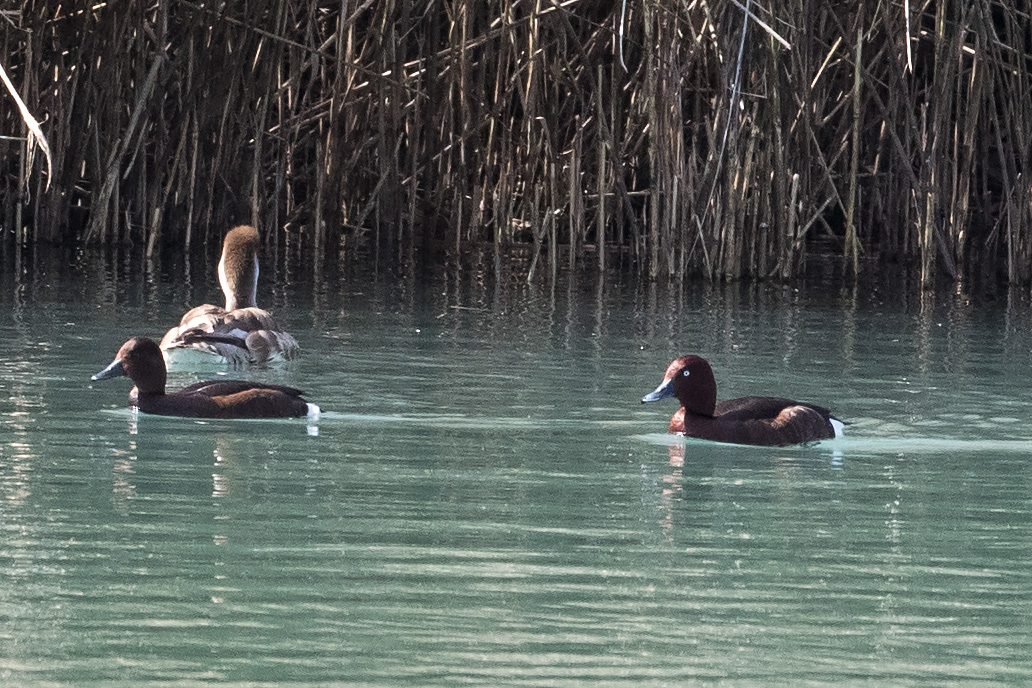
161, 306, 298, 364
159, 304, 224, 348
178, 379, 306, 398
176, 304, 225, 330
217, 307, 281, 332
242, 329, 300, 363
163, 306, 275, 344
142, 383, 309, 418
705, 396, 835, 445
715, 396, 833, 422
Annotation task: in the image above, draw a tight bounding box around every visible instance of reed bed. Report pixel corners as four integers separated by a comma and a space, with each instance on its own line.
0, 1, 1029, 286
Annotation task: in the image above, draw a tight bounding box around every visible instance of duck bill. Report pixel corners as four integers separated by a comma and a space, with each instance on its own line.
641, 378, 675, 404
92, 358, 126, 381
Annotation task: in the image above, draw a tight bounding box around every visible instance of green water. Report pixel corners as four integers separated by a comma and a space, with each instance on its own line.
2, 249, 1032, 686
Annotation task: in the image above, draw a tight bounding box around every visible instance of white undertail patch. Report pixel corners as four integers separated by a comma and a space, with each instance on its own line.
830, 417, 845, 438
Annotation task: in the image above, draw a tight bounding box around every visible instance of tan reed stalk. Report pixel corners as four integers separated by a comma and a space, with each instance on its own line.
1, 0, 1031, 289
843, 21, 862, 277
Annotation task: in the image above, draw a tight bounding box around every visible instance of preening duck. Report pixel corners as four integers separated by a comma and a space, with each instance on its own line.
160, 225, 300, 366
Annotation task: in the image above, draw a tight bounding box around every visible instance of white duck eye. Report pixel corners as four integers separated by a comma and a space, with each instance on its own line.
682, 370, 690, 377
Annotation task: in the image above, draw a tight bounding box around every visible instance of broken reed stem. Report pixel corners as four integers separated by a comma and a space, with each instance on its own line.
0, 53, 51, 195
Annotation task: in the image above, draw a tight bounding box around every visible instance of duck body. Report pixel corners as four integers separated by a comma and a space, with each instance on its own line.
93, 337, 318, 419
161, 305, 299, 366
160, 225, 300, 366
642, 355, 842, 447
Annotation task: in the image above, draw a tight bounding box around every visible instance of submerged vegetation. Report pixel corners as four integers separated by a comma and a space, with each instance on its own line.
0, 1, 1030, 286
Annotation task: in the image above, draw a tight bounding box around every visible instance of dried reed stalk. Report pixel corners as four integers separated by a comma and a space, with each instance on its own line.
0, 1, 1029, 288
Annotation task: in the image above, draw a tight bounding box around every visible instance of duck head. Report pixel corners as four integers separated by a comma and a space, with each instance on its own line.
218, 225, 260, 311
641, 355, 718, 417
92, 337, 167, 396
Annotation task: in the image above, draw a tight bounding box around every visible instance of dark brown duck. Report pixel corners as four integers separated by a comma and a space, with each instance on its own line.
93, 337, 318, 419
641, 355, 843, 446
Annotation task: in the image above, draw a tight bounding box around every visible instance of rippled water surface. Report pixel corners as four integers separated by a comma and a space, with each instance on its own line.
3, 247, 1032, 686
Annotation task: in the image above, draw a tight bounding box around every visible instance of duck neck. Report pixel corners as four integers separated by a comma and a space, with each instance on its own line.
133, 370, 166, 398
684, 403, 715, 419
130, 385, 165, 405
219, 253, 259, 311
675, 371, 717, 418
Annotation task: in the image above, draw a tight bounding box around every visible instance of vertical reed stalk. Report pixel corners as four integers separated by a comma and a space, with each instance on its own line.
843, 22, 862, 277
0, 1, 1028, 288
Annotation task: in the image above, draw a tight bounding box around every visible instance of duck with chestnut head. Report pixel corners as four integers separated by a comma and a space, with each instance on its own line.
93, 337, 318, 419
642, 355, 843, 447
